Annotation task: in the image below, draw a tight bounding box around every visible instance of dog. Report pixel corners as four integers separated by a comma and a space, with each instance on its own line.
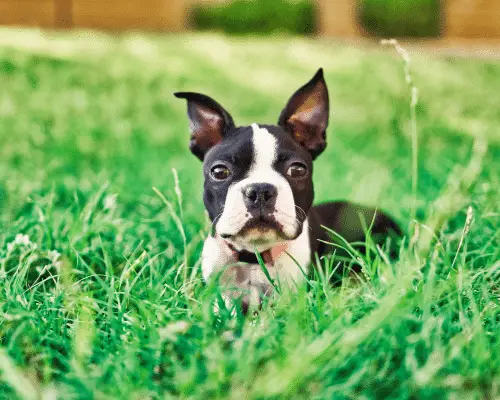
175, 68, 402, 312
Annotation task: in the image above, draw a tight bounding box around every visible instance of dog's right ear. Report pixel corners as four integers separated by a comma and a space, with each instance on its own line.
174, 92, 235, 161
278, 68, 329, 160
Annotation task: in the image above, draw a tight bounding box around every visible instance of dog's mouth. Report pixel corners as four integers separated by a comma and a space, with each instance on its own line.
241, 216, 284, 234
220, 214, 287, 241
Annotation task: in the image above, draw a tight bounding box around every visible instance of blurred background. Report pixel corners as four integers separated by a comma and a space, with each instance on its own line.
0, 0, 499, 224
0, 0, 498, 40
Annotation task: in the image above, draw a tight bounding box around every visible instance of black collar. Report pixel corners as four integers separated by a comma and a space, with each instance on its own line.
236, 250, 261, 264
226, 243, 273, 264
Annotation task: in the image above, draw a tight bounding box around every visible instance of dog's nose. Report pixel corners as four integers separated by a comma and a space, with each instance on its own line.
243, 183, 277, 209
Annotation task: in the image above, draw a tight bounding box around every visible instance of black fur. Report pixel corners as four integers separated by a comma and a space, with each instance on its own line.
309, 201, 402, 258
200, 126, 255, 225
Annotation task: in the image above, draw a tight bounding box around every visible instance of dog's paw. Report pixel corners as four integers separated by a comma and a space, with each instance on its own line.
214, 287, 263, 316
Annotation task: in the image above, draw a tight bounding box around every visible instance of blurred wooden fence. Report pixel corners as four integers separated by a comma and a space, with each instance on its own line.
445, 0, 500, 38
0, 0, 187, 30
317, 0, 500, 38
1, 0, 500, 38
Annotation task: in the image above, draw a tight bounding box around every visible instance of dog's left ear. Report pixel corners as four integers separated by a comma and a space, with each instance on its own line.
278, 68, 329, 159
174, 92, 235, 161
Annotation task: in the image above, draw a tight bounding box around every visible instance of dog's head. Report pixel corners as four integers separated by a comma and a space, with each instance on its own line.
175, 69, 329, 252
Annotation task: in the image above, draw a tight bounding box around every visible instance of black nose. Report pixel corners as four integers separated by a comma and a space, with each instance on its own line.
243, 183, 277, 209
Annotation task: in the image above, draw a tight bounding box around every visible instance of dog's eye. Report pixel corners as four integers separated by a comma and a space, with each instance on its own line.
210, 165, 231, 181
286, 162, 307, 178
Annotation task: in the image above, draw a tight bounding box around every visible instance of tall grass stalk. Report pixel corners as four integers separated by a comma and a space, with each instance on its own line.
381, 39, 419, 223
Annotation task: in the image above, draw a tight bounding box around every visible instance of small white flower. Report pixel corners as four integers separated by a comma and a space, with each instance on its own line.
103, 194, 117, 210
48, 250, 61, 263
15, 234, 31, 246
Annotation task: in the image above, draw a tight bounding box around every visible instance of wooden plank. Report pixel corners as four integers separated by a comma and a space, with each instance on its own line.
0, 0, 55, 27
54, 0, 73, 28
316, 0, 361, 37
445, 0, 500, 38
72, 0, 186, 31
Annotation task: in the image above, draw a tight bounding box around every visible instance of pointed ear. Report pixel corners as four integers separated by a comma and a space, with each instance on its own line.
174, 92, 235, 161
278, 68, 329, 159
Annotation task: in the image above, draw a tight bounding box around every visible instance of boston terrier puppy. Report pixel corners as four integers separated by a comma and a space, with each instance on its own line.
175, 69, 401, 312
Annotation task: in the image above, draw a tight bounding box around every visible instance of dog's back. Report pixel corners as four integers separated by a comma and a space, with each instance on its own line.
310, 201, 402, 261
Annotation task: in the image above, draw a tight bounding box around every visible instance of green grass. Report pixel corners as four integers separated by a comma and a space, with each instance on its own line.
0, 29, 499, 399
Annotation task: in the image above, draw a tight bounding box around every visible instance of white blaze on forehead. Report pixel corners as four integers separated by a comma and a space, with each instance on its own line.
250, 123, 277, 172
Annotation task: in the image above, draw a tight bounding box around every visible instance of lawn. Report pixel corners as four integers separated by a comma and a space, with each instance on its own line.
0, 29, 499, 399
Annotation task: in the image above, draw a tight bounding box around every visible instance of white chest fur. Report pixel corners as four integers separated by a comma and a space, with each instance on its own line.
201, 220, 311, 297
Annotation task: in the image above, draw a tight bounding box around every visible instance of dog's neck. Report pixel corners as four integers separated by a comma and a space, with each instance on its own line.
218, 236, 289, 265
201, 219, 311, 286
